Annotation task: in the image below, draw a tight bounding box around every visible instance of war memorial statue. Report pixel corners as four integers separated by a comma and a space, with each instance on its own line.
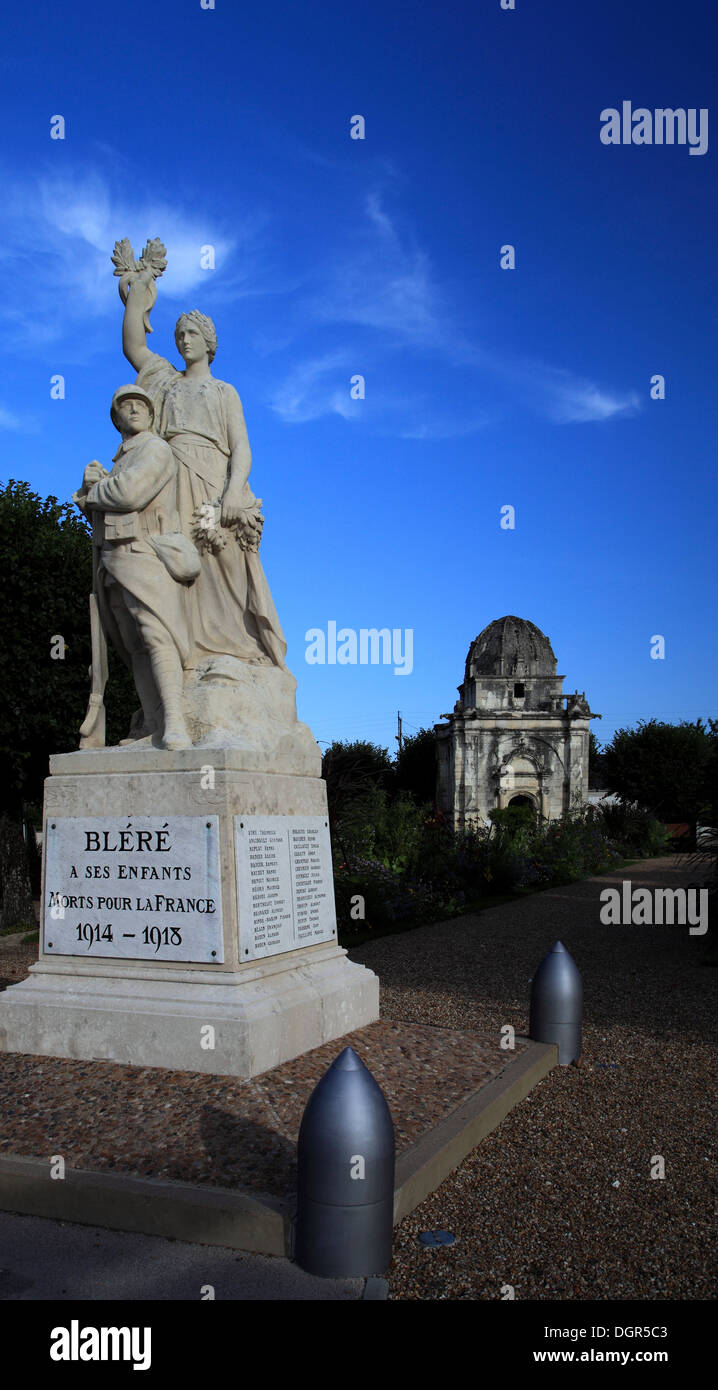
0, 239, 378, 1077
74, 384, 200, 751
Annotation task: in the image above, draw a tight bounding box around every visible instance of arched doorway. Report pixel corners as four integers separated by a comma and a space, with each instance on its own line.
498, 755, 542, 812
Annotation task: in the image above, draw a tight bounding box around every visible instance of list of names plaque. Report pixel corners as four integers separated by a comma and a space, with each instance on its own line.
42, 815, 224, 963
234, 816, 337, 961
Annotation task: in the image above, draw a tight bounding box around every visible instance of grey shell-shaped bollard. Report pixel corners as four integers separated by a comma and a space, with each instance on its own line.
529, 940, 583, 1065
294, 1045, 395, 1278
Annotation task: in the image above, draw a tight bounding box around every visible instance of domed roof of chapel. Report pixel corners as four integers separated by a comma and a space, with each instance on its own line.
465, 616, 557, 681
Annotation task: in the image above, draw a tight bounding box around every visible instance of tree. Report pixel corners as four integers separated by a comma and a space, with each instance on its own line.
588, 730, 608, 788
0, 479, 136, 817
321, 740, 395, 865
395, 726, 437, 805
601, 718, 718, 822
321, 740, 395, 818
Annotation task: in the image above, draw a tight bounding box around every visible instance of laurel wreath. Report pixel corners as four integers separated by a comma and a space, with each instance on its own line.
112, 237, 167, 281
112, 238, 167, 332
190, 499, 265, 554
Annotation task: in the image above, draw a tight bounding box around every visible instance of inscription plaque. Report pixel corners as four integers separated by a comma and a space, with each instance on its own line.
43, 816, 224, 963
234, 815, 337, 961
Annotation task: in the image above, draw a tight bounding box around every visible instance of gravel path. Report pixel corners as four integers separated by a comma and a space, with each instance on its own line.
349, 855, 716, 1300
1, 857, 714, 1301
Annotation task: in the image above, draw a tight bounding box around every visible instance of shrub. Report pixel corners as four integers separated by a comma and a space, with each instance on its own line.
330, 785, 668, 942
488, 804, 536, 837
596, 801, 669, 857
334, 858, 445, 935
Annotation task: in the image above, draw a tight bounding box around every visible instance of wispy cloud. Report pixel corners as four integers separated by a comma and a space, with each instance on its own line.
481, 353, 641, 426
0, 403, 23, 430
269, 353, 363, 424
265, 192, 482, 431
0, 400, 40, 434
398, 415, 492, 440
526, 366, 641, 423
303, 192, 469, 357
279, 192, 638, 432
0, 162, 263, 353
2, 162, 641, 437
364, 190, 401, 245
547, 382, 641, 423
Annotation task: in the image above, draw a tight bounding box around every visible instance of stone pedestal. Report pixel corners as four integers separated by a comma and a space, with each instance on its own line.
0, 745, 379, 1078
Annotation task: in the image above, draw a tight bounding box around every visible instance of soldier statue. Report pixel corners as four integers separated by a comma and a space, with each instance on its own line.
74, 384, 201, 750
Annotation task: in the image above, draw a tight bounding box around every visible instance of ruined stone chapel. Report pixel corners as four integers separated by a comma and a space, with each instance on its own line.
435, 616, 600, 829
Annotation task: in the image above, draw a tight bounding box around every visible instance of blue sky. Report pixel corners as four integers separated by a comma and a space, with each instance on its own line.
1, 0, 716, 755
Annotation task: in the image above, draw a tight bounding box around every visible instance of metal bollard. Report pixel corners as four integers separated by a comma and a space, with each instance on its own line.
529, 940, 583, 1065
294, 1045, 395, 1277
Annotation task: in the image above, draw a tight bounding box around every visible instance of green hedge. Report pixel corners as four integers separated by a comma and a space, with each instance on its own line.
333, 796, 668, 939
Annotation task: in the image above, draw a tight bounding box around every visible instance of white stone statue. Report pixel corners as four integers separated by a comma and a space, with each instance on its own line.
74, 385, 200, 750
72, 239, 318, 764
0, 244, 378, 1083
117, 239, 286, 676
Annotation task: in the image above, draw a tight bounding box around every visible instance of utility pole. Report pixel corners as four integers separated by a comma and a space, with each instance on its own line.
396, 710, 403, 755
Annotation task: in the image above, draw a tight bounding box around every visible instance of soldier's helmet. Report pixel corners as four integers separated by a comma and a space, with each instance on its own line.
110, 384, 155, 430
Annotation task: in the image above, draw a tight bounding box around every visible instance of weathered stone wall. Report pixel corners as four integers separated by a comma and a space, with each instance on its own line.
435, 619, 597, 830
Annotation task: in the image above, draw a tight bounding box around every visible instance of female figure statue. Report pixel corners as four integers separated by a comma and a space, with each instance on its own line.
120, 264, 287, 676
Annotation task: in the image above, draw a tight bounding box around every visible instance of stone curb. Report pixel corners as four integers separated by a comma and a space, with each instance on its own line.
0, 1039, 556, 1256
393, 1038, 557, 1222
0, 1157, 292, 1256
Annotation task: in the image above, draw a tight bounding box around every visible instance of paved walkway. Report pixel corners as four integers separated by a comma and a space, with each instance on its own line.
350, 854, 716, 1300
0, 1210, 368, 1300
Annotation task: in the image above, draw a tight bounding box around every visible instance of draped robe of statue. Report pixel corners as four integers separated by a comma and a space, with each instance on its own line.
135, 352, 287, 671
